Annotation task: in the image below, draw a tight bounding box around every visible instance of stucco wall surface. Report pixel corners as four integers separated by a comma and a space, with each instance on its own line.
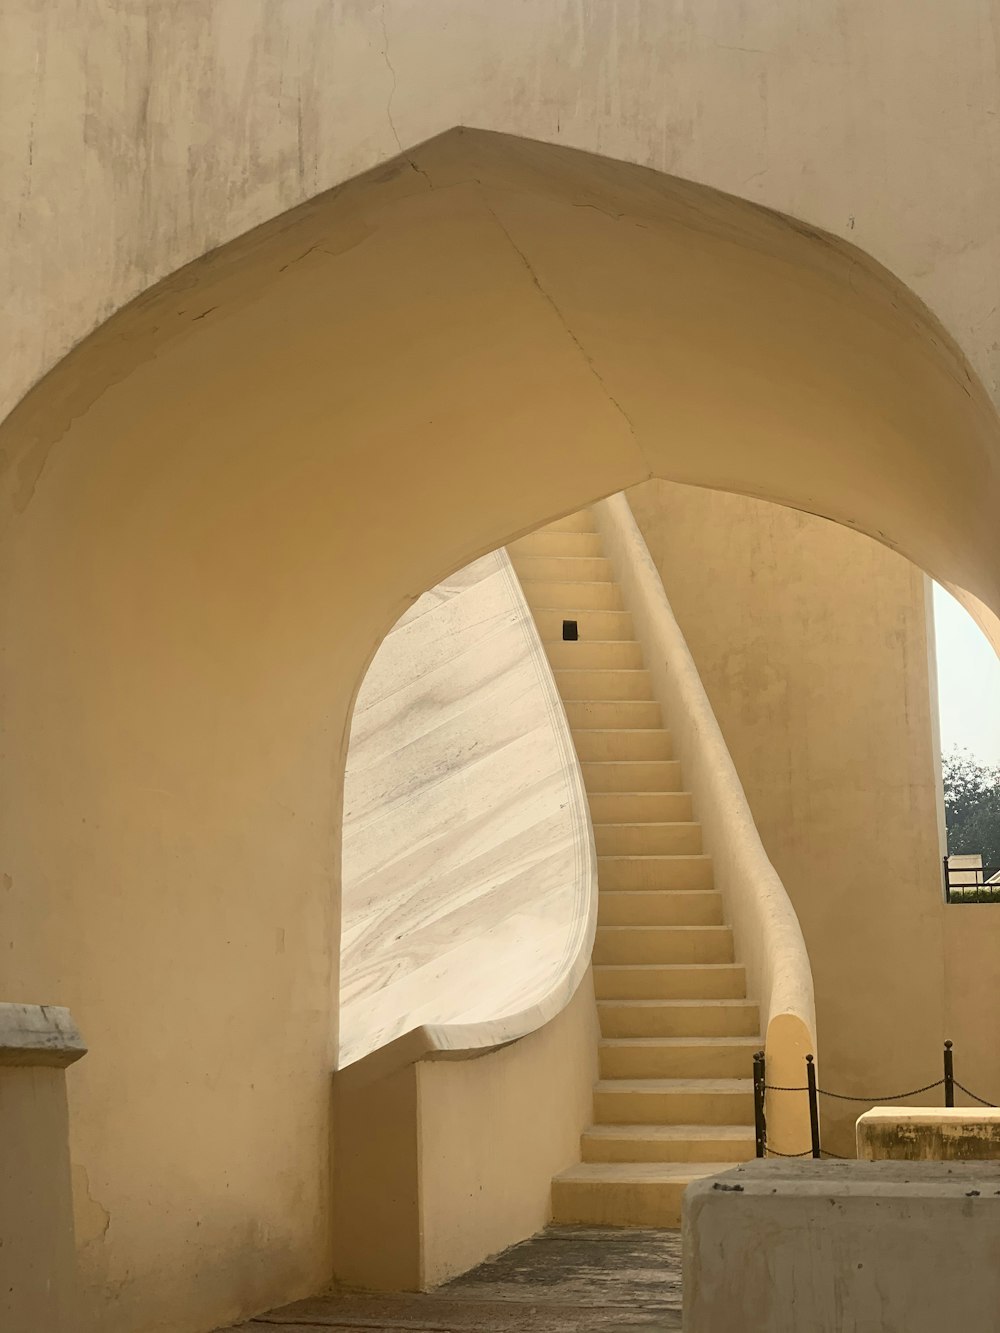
629, 481, 947, 1155
332, 972, 600, 1292
340, 548, 595, 1068
2, 126, 999, 1332
942, 909, 1000, 1112
3, 1, 1000, 432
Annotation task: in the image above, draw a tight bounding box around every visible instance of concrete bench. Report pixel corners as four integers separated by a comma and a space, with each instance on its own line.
682, 1159, 1000, 1332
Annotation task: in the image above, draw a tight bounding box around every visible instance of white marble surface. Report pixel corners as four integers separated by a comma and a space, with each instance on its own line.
339, 550, 596, 1069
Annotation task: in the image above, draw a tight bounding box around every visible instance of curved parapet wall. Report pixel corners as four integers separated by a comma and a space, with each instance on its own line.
339, 548, 597, 1074
592, 494, 817, 1156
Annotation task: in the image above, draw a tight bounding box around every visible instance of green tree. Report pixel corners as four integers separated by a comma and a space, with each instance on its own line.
943, 748, 1000, 867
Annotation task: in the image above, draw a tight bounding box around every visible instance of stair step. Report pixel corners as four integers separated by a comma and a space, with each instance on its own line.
599, 1037, 759, 1080
594, 1078, 754, 1125
534, 609, 634, 641
594, 925, 732, 965
544, 512, 596, 533
581, 1123, 755, 1165
598, 999, 760, 1038
597, 890, 722, 927
520, 580, 622, 610
555, 669, 653, 701
552, 1161, 732, 1227
590, 793, 693, 825
544, 641, 644, 670
508, 530, 603, 558
595, 824, 702, 856
523, 504, 763, 1229
512, 554, 614, 582
594, 963, 747, 1000
599, 855, 714, 891
568, 700, 661, 730
581, 761, 681, 792
574, 729, 674, 761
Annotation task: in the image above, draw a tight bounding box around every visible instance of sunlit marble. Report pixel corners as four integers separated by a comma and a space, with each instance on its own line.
339, 550, 595, 1070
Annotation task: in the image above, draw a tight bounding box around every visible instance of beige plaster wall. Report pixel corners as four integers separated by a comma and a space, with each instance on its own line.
628, 481, 947, 1155
2, 131, 1000, 1330
4, 1, 1000, 436
417, 973, 600, 1288
332, 973, 599, 1292
943, 911, 1000, 1112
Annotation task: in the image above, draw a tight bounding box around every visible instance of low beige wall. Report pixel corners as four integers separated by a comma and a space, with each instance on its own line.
418, 971, 600, 1287
332, 972, 599, 1291
1, 1068, 77, 1333
857, 1107, 1000, 1160
0, 1005, 86, 1333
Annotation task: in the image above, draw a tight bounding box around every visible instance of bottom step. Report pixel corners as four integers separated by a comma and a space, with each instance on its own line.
552, 1161, 734, 1228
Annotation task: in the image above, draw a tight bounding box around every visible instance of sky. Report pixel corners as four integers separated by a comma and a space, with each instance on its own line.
933, 583, 1000, 767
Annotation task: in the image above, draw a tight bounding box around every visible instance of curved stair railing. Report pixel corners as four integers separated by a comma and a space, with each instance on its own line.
592, 493, 817, 1156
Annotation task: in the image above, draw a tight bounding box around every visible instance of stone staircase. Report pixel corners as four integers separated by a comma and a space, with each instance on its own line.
508, 508, 759, 1227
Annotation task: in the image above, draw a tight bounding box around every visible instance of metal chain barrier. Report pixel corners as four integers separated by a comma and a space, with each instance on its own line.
752, 1041, 998, 1161
811, 1080, 944, 1103
955, 1080, 997, 1108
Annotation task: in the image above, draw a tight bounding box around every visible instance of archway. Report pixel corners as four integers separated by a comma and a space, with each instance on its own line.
3, 128, 999, 1330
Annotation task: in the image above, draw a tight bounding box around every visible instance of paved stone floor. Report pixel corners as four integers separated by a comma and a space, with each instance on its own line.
222, 1227, 683, 1331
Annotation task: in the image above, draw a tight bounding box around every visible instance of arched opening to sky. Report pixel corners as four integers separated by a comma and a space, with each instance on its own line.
934, 584, 1000, 767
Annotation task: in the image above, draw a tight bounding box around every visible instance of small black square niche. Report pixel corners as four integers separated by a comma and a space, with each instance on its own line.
562, 619, 579, 641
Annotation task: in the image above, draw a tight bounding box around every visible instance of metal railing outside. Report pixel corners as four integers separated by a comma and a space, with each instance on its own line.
944, 857, 1000, 903
752, 1041, 996, 1160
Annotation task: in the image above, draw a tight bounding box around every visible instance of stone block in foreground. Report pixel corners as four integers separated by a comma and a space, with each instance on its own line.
857, 1105, 1000, 1160
682, 1159, 1000, 1333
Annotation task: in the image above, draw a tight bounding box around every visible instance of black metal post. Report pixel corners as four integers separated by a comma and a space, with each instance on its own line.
943, 855, 951, 903
806, 1054, 821, 1159
753, 1050, 766, 1159
944, 1040, 955, 1107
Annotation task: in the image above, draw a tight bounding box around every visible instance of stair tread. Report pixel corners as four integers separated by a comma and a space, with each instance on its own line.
594, 963, 742, 971
600, 1037, 760, 1047
583, 1123, 755, 1140
556, 668, 650, 675
595, 1078, 753, 1093
597, 890, 719, 898
597, 924, 730, 932
555, 1161, 738, 1182
594, 815, 704, 826
599, 853, 711, 860
591, 791, 693, 798
598, 998, 757, 1007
